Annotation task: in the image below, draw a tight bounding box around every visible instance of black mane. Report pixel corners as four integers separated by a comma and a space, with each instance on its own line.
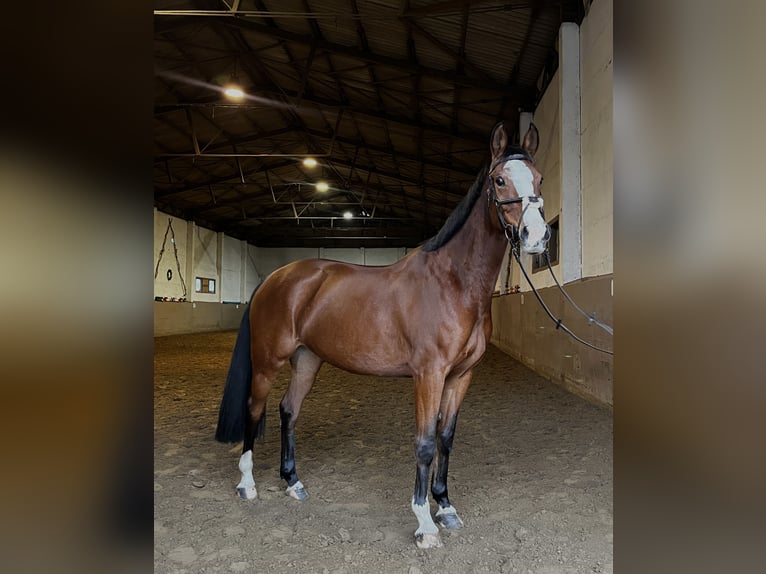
422, 165, 487, 252
422, 146, 525, 252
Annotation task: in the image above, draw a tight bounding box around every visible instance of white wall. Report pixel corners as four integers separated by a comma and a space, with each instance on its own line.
253, 247, 317, 278
580, 0, 613, 277
221, 234, 242, 303
244, 244, 260, 302
253, 246, 406, 279
364, 247, 408, 266
319, 247, 363, 264
154, 210, 408, 308
153, 210, 189, 299
192, 226, 219, 303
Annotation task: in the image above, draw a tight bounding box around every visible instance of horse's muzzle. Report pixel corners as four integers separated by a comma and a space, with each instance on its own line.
520, 223, 550, 254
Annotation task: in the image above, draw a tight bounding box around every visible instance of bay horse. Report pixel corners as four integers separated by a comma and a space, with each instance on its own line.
215, 122, 550, 548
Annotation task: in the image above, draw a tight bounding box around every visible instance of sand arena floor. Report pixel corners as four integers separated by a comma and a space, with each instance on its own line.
154, 331, 612, 574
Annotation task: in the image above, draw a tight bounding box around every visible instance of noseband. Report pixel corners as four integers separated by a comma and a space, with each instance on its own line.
487, 153, 545, 246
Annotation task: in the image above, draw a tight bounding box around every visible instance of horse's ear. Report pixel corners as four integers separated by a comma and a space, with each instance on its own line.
522, 123, 539, 158
490, 122, 507, 161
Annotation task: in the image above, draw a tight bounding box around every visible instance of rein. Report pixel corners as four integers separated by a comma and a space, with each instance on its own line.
488, 154, 613, 356
509, 245, 614, 356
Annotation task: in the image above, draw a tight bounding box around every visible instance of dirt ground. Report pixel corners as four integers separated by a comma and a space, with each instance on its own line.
154, 331, 612, 574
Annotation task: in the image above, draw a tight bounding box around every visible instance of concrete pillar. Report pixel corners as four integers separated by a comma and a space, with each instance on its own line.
186, 222, 195, 302
560, 22, 582, 283
240, 239, 247, 304
216, 231, 224, 303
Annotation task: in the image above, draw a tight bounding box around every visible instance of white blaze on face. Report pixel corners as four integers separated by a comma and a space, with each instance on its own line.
506, 160, 547, 251
506, 160, 535, 198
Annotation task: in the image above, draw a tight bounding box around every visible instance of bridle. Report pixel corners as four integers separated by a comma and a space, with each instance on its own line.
487, 153, 547, 247
486, 154, 614, 355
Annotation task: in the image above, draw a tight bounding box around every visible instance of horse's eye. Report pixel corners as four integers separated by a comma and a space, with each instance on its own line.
495, 176, 505, 186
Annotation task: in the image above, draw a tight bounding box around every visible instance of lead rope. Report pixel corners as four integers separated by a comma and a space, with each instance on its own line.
511, 246, 613, 355
543, 251, 613, 335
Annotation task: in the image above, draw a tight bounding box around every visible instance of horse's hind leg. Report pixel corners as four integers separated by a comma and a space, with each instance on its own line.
237, 368, 279, 500
431, 370, 473, 529
280, 346, 322, 500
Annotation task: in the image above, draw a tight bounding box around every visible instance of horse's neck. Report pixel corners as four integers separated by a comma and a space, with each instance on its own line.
439, 187, 508, 298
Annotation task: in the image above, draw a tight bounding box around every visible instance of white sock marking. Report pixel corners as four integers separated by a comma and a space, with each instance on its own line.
236, 451, 257, 499
411, 497, 438, 535
435, 505, 457, 517
285, 480, 306, 500
436, 504, 464, 527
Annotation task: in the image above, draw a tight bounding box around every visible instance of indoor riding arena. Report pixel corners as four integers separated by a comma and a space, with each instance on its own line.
154, 1, 613, 573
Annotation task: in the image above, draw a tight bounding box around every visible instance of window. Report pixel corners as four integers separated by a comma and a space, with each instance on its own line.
195, 277, 216, 294
532, 217, 559, 272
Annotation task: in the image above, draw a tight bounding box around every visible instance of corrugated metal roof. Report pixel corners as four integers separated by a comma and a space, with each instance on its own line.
154, 0, 583, 247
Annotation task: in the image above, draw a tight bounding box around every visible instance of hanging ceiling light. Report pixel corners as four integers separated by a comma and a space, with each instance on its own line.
342, 211, 353, 219
223, 61, 245, 101
303, 157, 318, 168
223, 83, 245, 100
315, 181, 329, 192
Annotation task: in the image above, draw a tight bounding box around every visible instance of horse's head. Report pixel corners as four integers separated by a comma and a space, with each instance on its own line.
488, 122, 550, 255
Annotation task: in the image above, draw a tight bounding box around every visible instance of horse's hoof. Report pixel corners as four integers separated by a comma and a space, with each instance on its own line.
415, 532, 443, 549
285, 480, 308, 501
236, 485, 257, 500
435, 511, 464, 530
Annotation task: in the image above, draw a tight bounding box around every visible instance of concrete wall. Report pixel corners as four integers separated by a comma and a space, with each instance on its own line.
154, 211, 410, 335
192, 225, 219, 303
153, 213, 189, 299
244, 243, 260, 302
154, 301, 246, 337
221, 234, 243, 303
253, 246, 408, 278
491, 0, 613, 405
580, 0, 613, 277
491, 276, 613, 406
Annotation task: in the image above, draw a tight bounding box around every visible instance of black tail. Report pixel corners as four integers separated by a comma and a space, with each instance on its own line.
215, 300, 258, 443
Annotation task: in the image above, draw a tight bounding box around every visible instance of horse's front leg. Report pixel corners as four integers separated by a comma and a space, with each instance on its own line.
431, 370, 473, 529
411, 372, 445, 549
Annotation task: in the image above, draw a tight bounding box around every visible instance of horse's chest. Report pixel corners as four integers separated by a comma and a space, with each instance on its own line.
447, 313, 487, 361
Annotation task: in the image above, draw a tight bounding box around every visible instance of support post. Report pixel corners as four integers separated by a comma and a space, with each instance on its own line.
559, 22, 582, 283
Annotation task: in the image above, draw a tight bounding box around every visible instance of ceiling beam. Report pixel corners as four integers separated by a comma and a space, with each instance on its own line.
302, 128, 476, 175
154, 14, 530, 98
156, 149, 474, 201
155, 90, 493, 145
154, 159, 295, 198
403, 0, 541, 17
402, 18, 498, 87
317, 156, 472, 198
